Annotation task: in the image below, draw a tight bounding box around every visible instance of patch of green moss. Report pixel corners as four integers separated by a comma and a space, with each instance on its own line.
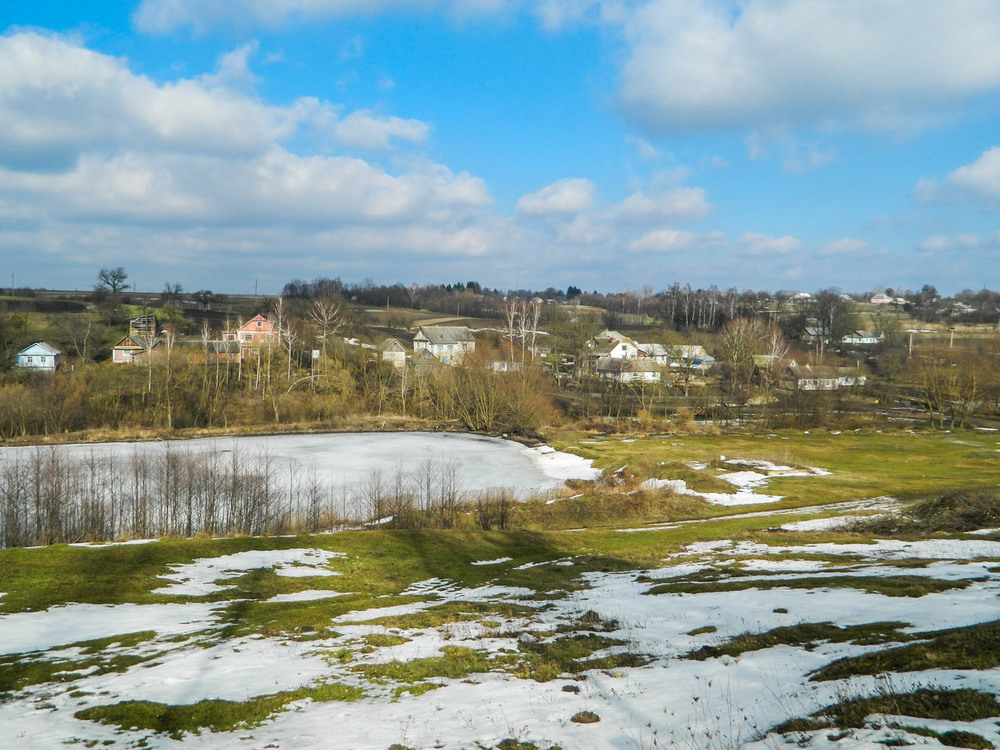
74, 682, 363, 739
683, 621, 911, 661
648, 575, 968, 598
812, 619, 1000, 681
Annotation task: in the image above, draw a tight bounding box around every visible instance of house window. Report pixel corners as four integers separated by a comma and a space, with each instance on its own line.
245, 333, 252, 342
257, 320, 263, 327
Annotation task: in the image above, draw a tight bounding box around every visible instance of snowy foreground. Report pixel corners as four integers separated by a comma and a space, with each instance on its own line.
5, 537, 1000, 749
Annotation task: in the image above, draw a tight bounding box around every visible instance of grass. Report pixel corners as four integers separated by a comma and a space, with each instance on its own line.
682, 621, 912, 661
348, 601, 538, 629
353, 631, 648, 688
75, 682, 363, 739
513, 633, 649, 681
354, 645, 499, 683
0, 631, 159, 697
647, 574, 969, 598
772, 687, 1000, 733
851, 488, 1000, 535
812, 618, 1000, 681
552, 430, 1000, 510
363, 633, 411, 647
513, 490, 712, 530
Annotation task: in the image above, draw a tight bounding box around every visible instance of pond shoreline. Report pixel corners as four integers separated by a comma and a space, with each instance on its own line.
0, 415, 547, 449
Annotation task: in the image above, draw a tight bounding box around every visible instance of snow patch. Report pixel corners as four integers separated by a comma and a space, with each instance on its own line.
152, 549, 344, 596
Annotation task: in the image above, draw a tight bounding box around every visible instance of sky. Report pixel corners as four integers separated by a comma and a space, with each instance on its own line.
1, 1, 999, 296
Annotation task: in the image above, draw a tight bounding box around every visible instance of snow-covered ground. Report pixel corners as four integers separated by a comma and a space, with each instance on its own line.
643, 457, 830, 506
5, 537, 1000, 749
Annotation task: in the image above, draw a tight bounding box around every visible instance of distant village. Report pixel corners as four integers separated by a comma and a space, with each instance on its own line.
2, 275, 997, 436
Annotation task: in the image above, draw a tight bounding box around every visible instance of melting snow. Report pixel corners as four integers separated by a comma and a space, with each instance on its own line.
7, 539, 1000, 749
152, 549, 344, 596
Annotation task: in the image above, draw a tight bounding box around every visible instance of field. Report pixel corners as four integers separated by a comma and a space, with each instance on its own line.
2, 428, 1000, 749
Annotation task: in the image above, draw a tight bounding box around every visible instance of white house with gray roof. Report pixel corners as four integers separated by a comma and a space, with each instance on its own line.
15, 342, 62, 372
412, 326, 475, 364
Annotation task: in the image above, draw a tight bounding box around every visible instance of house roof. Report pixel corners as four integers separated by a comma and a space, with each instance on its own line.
669, 345, 711, 360
596, 357, 661, 373
206, 340, 241, 353
238, 314, 275, 332
788, 364, 838, 379
379, 338, 407, 352
16, 342, 60, 357
638, 343, 669, 357
113, 334, 163, 350
414, 326, 474, 345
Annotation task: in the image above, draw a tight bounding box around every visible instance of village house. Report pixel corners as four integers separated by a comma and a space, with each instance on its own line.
378, 338, 408, 368
596, 356, 662, 383
203, 340, 242, 365
666, 345, 714, 372
412, 326, 475, 364
783, 364, 866, 390
224, 314, 278, 358
112, 317, 166, 364
837, 367, 868, 387
589, 331, 642, 360
112, 334, 164, 364
14, 342, 61, 372
841, 331, 883, 346
784, 364, 839, 391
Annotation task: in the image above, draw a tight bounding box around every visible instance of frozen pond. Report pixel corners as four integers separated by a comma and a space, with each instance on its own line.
0, 431, 598, 497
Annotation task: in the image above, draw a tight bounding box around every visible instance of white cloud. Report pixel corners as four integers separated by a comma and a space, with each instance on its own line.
916, 146, 1000, 209
616, 187, 709, 223
0, 32, 297, 168
332, 110, 431, 150
628, 228, 726, 254
516, 178, 596, 215
619, 0, 1000, 134
739, 233, 801, 255
0, 31, 503, 288
198, 42, 261, 92
918, 231, 1000, 252
818, 238, 870, 255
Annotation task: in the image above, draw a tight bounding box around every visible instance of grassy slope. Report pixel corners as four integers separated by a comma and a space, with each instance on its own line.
551, 429, 1000, 507
5, 428, 1000, 744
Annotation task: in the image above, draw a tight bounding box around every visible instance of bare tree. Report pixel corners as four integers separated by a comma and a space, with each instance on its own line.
96, 267, 129, 295
308, 298, 345, 362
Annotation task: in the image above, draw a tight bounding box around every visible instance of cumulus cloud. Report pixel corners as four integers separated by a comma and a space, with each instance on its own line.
739, 233, 801, 255
331, 110, 431, 150
0, 31, 502, 288
516, 178, 596, 215
616, 187, 709, 223
0, 32, 297, 170
818, 238, 870, 255
916, 146, 1000, 209
918, 232, 1000, 252
628, 228, 726, 254
619, 0, 1000, 134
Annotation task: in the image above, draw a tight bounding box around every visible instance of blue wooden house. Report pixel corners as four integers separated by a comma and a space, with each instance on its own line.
14, 342, 62, 372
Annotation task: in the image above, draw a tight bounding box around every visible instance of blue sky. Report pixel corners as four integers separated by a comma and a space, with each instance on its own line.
2, 1, 999, 296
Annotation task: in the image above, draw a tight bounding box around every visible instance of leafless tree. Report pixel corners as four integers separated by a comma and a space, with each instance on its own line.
308, 298, 345, 362
96, 267, 129, 295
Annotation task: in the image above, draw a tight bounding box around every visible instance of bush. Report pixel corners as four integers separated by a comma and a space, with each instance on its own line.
851, 488, 1000, 535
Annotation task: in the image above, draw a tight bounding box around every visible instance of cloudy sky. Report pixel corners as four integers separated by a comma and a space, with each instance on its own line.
2, 1, 999, 295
